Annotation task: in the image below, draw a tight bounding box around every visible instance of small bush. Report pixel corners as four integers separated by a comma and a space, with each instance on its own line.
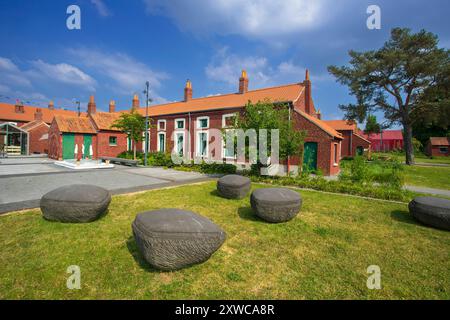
173, 161, 237, 174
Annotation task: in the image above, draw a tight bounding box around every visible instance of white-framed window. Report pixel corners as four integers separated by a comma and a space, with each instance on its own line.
174, 131, 185, 156
174, 118, 185, 130
439, 146, 448, 154
334, 143, 339, 166
142, 130, 150, 152
197, 116, 209, 129
109, 136, 117, 146
157, 132, 166, 153
222, 129, 236, 159
222, 113, 236, 128
196, 131, 208, 157
157, 119, 166, 131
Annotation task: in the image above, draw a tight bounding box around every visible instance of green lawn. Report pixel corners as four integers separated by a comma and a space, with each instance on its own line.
404, 165, 450, 190
374, 152, 450, 165
0, 182, 449, 299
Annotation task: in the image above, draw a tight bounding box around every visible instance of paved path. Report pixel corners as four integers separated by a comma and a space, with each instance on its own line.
0, 160, 216, 214
404, 185, 450, 197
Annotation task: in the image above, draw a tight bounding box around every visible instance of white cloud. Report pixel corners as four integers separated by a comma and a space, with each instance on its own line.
145, 0, 328, 40
90, 0, 111, 17
205, 48, 329, 90
30, 60, 97, 91
67, 48, 169, 103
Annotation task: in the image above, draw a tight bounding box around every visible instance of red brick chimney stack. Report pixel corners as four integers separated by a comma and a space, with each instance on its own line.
48, 100, 55, 110
184, 80, 192, 102
34, 108, 43, 120
303, 69, 312, 115
87, 95, 96, 115
316, 109, 321, 120
109, 100, 116, 113
14, 101, 25, 113
238, 70, 249, 94
132, 94, 140, 111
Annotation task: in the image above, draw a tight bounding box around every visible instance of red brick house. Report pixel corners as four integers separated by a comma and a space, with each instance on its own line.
426, 137, 450, 157
323, 120, 371, 158
0, 101, 80, 155
140, 70, 343, 176
48, 97, 128, 160
364, 130, 403, 152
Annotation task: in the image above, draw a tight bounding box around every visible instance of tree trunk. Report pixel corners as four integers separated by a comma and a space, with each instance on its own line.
133, 142, 137, 161
403, 122, 415, 165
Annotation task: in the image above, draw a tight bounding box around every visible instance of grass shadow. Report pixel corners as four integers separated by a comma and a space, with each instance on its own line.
238, 206, 264, 223
126, 236, 161, 273
390, 210, 419, 226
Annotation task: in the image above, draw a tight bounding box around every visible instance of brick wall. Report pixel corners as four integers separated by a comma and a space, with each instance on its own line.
48, 119, 62, 160
352, 134, 371, 156
96, 131, 128, 158
28, 123, 49, 154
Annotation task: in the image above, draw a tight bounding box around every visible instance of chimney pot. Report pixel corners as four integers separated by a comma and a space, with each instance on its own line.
88, 95, 97, 115
239, 70, 249, 94
109, 100, 116, 113
184, 80, 193, 102
132, 94, 140, 110
48, 100, 55, 110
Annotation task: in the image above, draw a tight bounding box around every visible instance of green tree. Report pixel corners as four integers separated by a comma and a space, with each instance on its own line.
112, 110, 146, 160
364, 115, 381, 138
231, 100, 306, 176
328, 28, 449, 165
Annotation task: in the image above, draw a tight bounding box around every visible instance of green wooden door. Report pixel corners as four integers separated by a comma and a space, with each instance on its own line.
356, 146, 364, 156
62, 133, 75, 160
83, 134, 92, 159
303, 142, 318, 171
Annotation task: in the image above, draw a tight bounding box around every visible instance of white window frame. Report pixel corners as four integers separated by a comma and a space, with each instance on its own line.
174, 131, 185, 156
157, 132, 166, 153
333, 143, 339, 166
109, 136, 118, 147
222, 113, 236, 128
222, 129, 236, 159
157, 119, 167, 131
196, 116, 209, 129
174, 118, 186, 130
196, 131, 209, 157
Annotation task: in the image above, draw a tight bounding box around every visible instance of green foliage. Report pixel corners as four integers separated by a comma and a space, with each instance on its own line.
249, 175, 412, 202
364, 115, 381, 137
147, 152, 174, 167
173, 161, 237, 175
231, 100, 306, 176
112, 110, 146, 160
412, 138, 423, 153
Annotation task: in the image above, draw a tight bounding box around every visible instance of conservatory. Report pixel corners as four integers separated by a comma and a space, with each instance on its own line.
0, 122, 28, 156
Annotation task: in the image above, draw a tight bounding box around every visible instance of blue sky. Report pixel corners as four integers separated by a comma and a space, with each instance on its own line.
0, 0, 449, 125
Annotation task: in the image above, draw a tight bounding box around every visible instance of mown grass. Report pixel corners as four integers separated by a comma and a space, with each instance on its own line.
0, 182, 449, 299
374, 152, 450, 165
403, 165, 450, 190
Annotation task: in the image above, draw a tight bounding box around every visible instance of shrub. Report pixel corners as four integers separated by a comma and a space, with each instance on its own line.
147, 152, 174, 167
173, 161, 237, 174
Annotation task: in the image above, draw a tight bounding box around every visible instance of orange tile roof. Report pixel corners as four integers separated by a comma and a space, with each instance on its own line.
296, 110, 343, 139
20, 120, 49, 131
0, 102, 80, 124
430, 137, 450, 146
137, 83, 305, 117
53, 115, 96, 134
323, 120, 357, 131
89, 112, 123, 131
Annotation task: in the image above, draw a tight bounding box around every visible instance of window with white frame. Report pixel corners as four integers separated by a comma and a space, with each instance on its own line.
158, 132, 166, 153
175, 132, 185, 156
175, 118, 185, 130
157, 120, 166, 131
222, 113, 236, 128
197, 116, 209, 129
197, 131, 208, 157
222, 129, 235, 159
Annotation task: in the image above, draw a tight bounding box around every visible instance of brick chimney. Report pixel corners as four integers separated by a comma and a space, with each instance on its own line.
132, 94, 140, 111
15, 100, 25, 113
238, 70, 249, 94
303, 69, 312, 115
34, 108, 43, 121
87, 95, 96, 115
184, 80, 192, 102
109, 100, 116, 113
48, 100, 55, 110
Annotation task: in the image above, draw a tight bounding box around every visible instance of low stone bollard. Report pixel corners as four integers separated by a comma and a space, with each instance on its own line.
250, 188, 302, 223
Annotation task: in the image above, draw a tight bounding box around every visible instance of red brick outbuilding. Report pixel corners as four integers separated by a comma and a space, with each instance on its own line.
426, 137, 450, 157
